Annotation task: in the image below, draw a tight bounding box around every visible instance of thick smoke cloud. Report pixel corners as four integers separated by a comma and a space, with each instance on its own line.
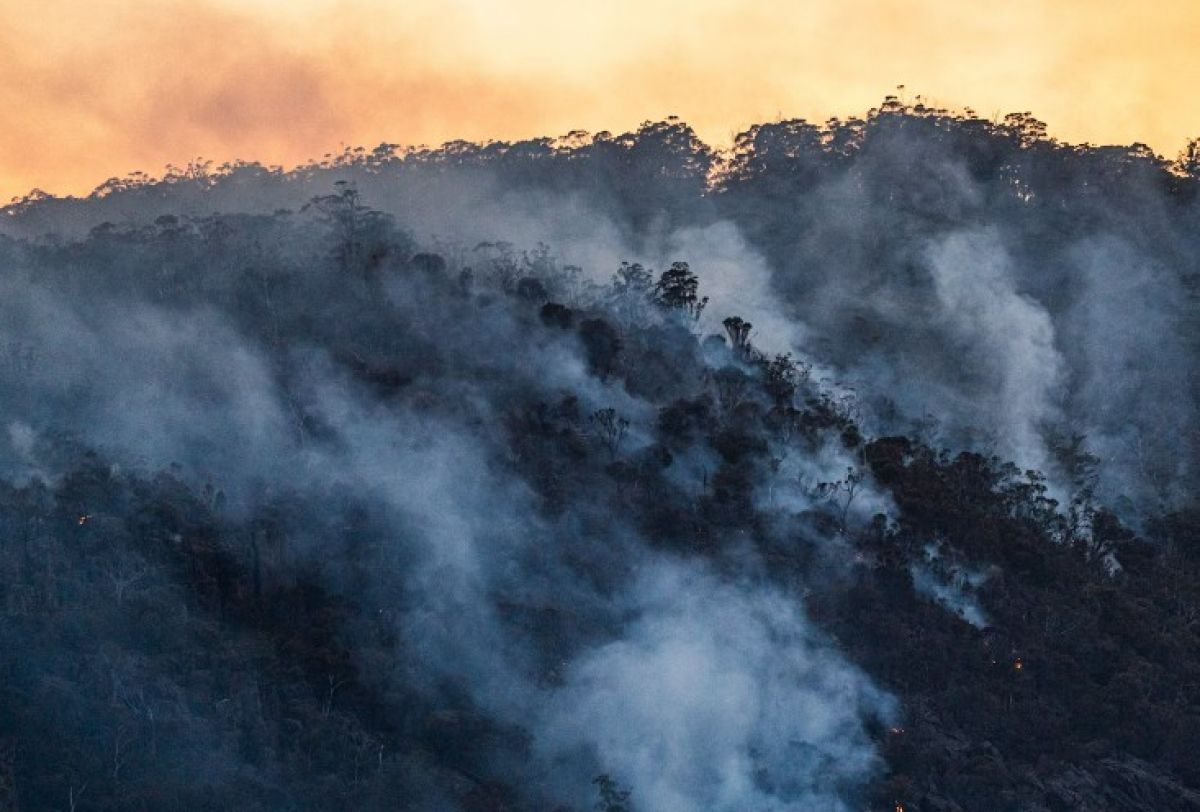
535, 560, 893, 811
926, 229, 1064, 475
0, 147, 896, 808
9, 109, 1195, 518
1, 104, 1197, 809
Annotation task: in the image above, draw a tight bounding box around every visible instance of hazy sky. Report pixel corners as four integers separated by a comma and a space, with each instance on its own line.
2, 0, 1197, 199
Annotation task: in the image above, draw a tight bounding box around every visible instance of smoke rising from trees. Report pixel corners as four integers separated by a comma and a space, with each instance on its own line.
0, 99, 1198, 810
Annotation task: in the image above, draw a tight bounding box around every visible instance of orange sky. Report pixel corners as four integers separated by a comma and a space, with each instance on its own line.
1, 0, 1197, 200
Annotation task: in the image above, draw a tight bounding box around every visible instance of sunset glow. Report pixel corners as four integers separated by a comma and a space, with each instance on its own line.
3, 0, 1197, 199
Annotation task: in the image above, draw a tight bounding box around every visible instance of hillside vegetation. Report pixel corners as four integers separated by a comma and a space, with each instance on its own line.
1, 99, 1199, 811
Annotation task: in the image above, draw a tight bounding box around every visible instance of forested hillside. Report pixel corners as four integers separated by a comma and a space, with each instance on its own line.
1, 99, 1198, 811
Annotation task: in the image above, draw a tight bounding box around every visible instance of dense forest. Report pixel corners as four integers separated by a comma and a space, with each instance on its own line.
0, 98, 1198, 810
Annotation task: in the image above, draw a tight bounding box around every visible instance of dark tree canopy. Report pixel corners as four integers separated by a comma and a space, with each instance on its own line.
0, 99, 1198, 811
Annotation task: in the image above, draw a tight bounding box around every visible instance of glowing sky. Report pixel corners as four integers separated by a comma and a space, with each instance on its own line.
2, 0, 1197, 199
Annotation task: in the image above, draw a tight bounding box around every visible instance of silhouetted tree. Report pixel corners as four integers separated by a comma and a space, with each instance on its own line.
590, 408, 630, 459
721, 316, 751, 353
654, 261, 708, 321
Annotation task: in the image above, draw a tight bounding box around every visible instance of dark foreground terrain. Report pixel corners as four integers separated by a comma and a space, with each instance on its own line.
1, 100, 1199, 810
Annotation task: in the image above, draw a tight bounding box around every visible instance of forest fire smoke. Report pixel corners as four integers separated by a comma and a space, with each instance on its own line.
0, 98, 1195, 811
